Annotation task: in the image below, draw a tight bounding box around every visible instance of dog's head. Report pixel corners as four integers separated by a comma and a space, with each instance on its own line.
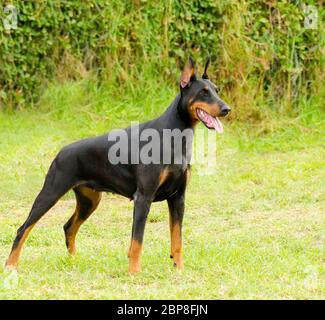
178, 57, 231, 133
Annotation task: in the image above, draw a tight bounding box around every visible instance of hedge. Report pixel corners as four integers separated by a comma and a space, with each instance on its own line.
0, 0, 323, 113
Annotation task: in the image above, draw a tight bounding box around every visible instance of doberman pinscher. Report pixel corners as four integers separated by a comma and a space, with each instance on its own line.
6, 57, 230, 274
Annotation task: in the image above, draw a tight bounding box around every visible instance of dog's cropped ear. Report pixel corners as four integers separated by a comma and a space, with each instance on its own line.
180, 57, 196, 89
202, 56, 210, 80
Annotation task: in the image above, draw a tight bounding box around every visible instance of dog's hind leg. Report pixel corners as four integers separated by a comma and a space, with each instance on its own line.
5, 160, 75, 270
63, 186, 102, 255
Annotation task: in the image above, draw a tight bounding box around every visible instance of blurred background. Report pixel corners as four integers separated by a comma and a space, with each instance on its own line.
0, 0, 323, 124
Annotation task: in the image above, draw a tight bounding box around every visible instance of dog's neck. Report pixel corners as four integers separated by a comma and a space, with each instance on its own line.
162, 94, 197, 130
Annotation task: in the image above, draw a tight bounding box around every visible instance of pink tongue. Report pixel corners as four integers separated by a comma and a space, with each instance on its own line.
205, 113, 224, 133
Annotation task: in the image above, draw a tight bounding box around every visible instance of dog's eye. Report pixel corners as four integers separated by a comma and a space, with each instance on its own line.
200, 88, 209, 96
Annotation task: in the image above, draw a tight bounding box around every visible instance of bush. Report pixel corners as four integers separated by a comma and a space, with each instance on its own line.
0, 0, 323, 119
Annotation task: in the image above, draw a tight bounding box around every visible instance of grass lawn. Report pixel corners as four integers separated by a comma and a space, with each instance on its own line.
0, 90, 324, 299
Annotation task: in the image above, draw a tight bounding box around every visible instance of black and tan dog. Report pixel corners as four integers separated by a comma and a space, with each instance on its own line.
6, 57, 230, 273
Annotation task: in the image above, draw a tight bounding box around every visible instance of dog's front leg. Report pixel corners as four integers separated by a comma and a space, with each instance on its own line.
167, 192, 185, 269
128, 192, 152, 274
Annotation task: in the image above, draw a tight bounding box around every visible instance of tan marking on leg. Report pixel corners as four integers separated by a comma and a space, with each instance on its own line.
65, 186, 101, 255
79, 186, 102, 203
5, 224, 35, 270
66, 208, 82, 255
128, 239, 142, 274
170, 222, 184, 269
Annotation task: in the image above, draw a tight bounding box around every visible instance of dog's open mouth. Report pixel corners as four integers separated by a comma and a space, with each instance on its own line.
196, 108, 223, 133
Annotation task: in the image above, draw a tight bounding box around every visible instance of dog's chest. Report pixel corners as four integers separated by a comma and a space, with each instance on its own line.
154, 166, 188, 202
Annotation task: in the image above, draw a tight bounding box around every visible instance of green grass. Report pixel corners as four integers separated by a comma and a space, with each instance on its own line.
0, 82, 324, 299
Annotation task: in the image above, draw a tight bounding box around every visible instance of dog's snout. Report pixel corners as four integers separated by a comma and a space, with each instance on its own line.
220, 105, 231, 116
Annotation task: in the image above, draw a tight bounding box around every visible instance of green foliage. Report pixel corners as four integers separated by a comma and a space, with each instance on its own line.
0, 0, 323, 119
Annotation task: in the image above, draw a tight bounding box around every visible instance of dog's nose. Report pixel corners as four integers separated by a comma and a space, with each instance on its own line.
220, 105, 231, 116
